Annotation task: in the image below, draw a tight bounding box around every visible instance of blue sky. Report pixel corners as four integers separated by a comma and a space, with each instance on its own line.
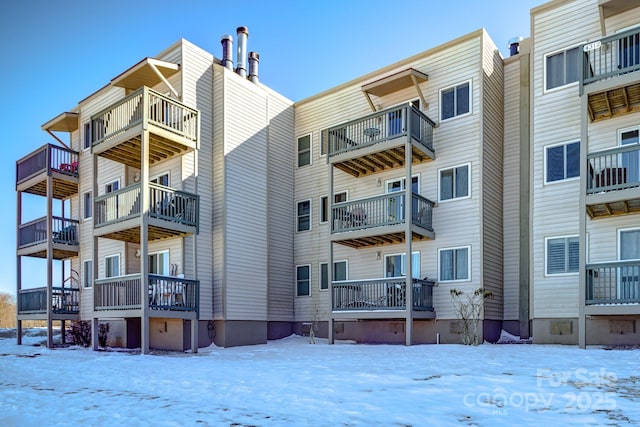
0, 0, 541, 296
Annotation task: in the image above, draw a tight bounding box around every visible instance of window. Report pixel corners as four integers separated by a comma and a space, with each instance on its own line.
545, 141, 580, 183
546, 236, 579, 275
440, 80, 471, 121
297, 134, 311, 167
320, 192, 347, 224
151, 172, 170, 187
385, 252, 420, 279
296, 265, 311, 296
320, 129, 328, 156
320, 260, 347, 290
545, 46, 579, 90
83, 191, 92, 219
619, 229, 640, 299
439, 164, 470, 201
83, 122, 91, 150
439, 247, 470, 281
83, 259, 93, 288
105, 179, 119, 194
297, 200, 311, 232
149, 250, 170, 275
105, 254, 120, 278
620, 229, 640, 261
620, 127, 639, 184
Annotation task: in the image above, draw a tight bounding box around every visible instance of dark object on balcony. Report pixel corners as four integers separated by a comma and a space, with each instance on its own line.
595, 167, 627, 188
348, 207, 367, 227
53, 225, 77, 244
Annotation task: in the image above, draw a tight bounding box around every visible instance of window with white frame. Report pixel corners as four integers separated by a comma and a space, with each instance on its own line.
83, 191, 92, 219
83, 259, 93, 288
297, 134, 312, 167
619, 127, 640, 184
151, 172, 170, 187
385, 252, 420, 279
320, 192, 347, 224
440, 80, 471, 121
545, 141, 580, 183
296, 265, 311, 296
320, 260, 347, 290
105, 179, 119, 194
83, 122, 91, 150
439, 164, 470, 201
546, 236, 579, 275
149, 250, 170, 276
545, 46, 579, 91
105, 254, 120, 278
439, 246, 470, 281
297, 200, 311, 232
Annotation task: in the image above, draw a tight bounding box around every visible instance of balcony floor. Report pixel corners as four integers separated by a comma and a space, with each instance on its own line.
587, 80, 640, 122
17, 172, 78, 199
333, 229, 434, 249
95, 220, 195, 243
586, 190, 640, 218
17, 242, 79, 260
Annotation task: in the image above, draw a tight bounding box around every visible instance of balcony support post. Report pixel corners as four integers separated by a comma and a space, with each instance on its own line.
16, 191, 22, 345
91, 150, 100, 351
140, 126, 151, 355
578, 91, 589, 349
404, 114, 413, 346
328, 162, 335, 345
46, 173, 54, 349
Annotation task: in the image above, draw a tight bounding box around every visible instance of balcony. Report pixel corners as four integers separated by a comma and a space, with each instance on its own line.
94, 274, 199, 318
16, 144, 79, 198
332, 277, 435, 319
586, 261, 640, 315
91, 86, 198, 168
18, 287, 79, 320
94, 183, 199, 242
17, 216, 79, 259
581, 27, 640, 121
327, 103, 436, 177
586, 145, 640, 217
331, 193, 435, 248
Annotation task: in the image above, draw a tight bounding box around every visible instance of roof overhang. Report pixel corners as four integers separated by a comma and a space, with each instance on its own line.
111, 57, 180, 97
598, 0, 640, 19
362, 68, 428, 112
41, 112, 79, 133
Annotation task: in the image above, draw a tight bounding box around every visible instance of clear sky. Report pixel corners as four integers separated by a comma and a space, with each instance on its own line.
0, 0, 542, 296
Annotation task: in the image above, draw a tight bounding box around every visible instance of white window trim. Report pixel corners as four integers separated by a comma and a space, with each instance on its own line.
150, 171, 171, 186
437, 163, 471, 203
319, 260, 349, 291
297, 133, 313, 168
618, 227, 640, 261
618, 125, 640, 146
296, 264, 312, 297
383, 251, 420, 278
149, 249, 170, 276
384, 174, 420, 194
437, 246, 471, 282
83, 122, 91, 151
83, 259, 93, 288
439, 79, 473, 122
296, 199, 312, 233
104, 178, 121, 195
104, 254, 121, 278
320, 191, 348, 224
544, 235, 579, 277
83, 190, 92, 220
543, 140, 581, 185
542, 43, 583, 94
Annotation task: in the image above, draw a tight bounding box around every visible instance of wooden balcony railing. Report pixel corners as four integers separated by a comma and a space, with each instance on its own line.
326, 103, 436, 157
18, 287, 80, 314
332, 193, 434, 233
587, 145, 640, 194
16, 144, 79, 185
94, 274, 199, 313
94, 183, 199, 230
18, 216, 79, 248
91, 87, 198, 147
332, 277, 435, 311
586, 260, 640, 305
580, 27, 640, 92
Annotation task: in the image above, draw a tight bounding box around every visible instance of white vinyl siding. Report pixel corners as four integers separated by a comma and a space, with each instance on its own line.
297, 134, 311, 167
544, 141, 580, 183
440, 80, 471, 121
545, 236, 579, 275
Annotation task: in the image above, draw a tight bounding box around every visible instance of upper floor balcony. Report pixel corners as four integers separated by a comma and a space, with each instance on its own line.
586, 260, 640, 316
332, 277, 435, 319
17, 216, 79, 259
91, 87, 199, 168
16, 144, 79, 199
94, 182, 199, 243
586, 144, 640, 217
17, 286, 79, 320
581, 27, 640, 121
326, 103, 436, 177
331, 192, 435, 248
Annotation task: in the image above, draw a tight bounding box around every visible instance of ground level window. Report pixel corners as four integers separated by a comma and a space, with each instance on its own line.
546, 236, 579, 275
439, 247, 470, 281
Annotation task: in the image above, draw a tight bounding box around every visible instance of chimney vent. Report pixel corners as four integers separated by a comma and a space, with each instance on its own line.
221, 35, 234, 70
236, 26, 249, 77
508, 36, 523, 56
248, 51, 260, 83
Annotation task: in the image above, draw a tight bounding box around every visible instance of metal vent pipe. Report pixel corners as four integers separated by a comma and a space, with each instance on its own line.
248, 51, 259, 83
221, 35, 234, 70
236, 26, 249, 77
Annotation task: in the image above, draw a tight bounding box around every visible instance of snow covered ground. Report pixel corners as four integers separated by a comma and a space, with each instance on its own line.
1, 331, 639, 426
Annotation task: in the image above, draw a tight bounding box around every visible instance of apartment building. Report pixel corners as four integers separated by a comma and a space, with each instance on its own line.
14, 0, 640, 351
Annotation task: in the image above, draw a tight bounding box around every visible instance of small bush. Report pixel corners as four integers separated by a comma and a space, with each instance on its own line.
66, 320, 91, 347
98, 323, 110, 348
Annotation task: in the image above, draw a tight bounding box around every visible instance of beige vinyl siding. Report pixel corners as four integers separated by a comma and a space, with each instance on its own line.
223, 75, 269, 321
266, 92, 295, 321
480, 32, 504, 320
502, 57, 521, 321
603, 5, 640, 34
531, 0, 600, 319
181, 40, 214, 319
212, 65, 225, 319
587, 215, 639, 263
